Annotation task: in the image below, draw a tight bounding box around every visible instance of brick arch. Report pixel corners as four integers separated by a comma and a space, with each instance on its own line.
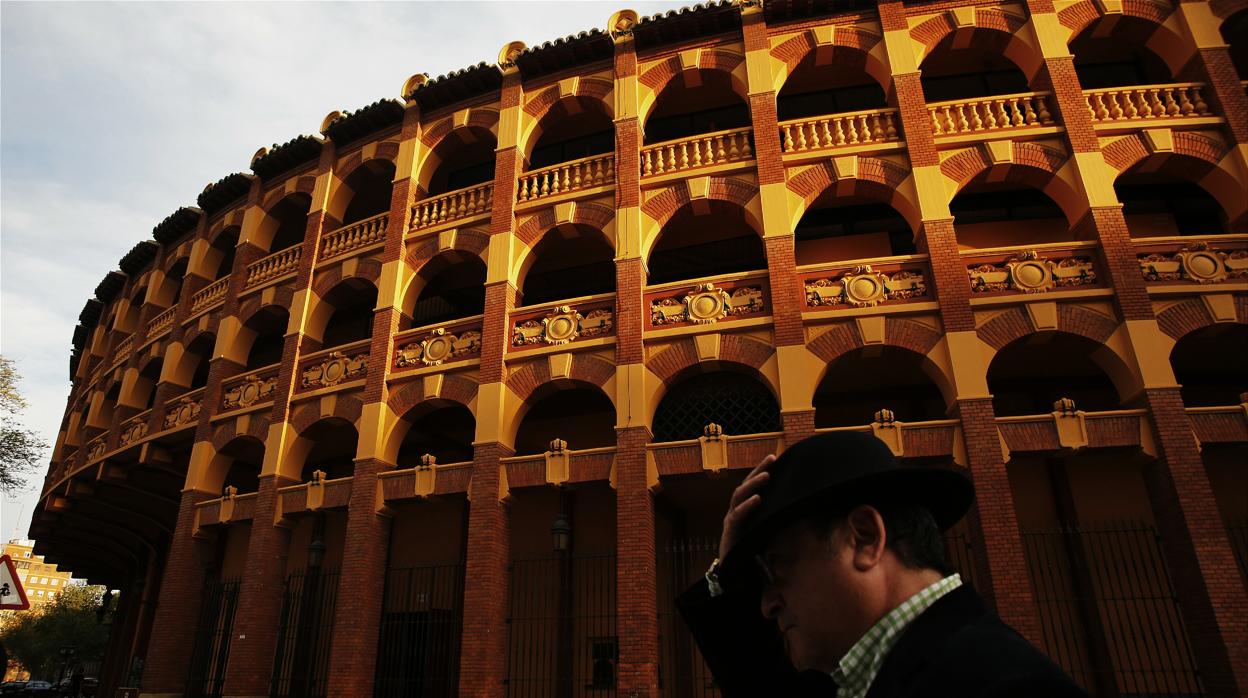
261, 177, 317, 212
769, 27, 888, 94
210, 417, 270, 453
288, 394, 365, 435
403, 228, 490, 274
638, 49, 748, 124
910, 9, 1040, 78
335, 141, 401, 180
311, 258, 382, 298
787, 157, 918, 232
523, 77, 614, 119
1102, 133, 1246, 230
386, 373, 479, 417
419, 109, 501, 149
646, 335, 775, 385
506, 353, 615, 404
515, 202, 616, 249
977, 304, 1119, 352
1058, 0, 1173, 37
1103, 132, 1231, 174
642, 177, 759, 231
1211, 0, 1248, 20
807, 318, 942, 364
236, 290, 296, 329
942, 142, 1085, 226
1156, 298, 1230, 341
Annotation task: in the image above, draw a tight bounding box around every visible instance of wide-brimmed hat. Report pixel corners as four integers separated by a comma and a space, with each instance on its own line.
720, 431, 974, 586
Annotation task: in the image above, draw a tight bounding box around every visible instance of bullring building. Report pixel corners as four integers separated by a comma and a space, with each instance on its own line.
29, 0, 1248, 696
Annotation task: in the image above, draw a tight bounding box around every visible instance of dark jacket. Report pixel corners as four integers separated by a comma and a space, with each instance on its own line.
676, 579, 1088, 697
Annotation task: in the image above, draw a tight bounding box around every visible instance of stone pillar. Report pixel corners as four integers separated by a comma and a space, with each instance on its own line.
876, 0, 1043, 643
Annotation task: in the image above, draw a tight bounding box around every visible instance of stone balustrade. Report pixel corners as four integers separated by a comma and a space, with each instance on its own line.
518, 153, 615, 203
320, 212, 388, 260
929, 92, 1055, 136
145, 305, 176, 341
641, 127, 753, 177
245, 246, 302, 289
780, 108, 900, 153
189, 277, 228, 314
410, 183, 493, 231
1085, 83, 1211, 124
111, 334, 135, 369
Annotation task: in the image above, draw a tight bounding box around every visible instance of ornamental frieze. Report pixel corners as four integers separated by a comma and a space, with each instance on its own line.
968, 250, 1096, 294
222, 373, 277, 410
396, 328, 482, 367
805, 265, 927, 308
85, 436, 109, 461
163, 396, 202, 430
651, 283, 765, 325
1139, 242, 1248, 284
301, 351, 368, 389
118, 418, 149, 447
513, 306, 614, 347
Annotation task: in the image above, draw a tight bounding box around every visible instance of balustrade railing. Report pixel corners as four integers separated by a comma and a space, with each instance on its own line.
145, 305, 176, 340
190, 277, 229, 314
517, 153, 614, 203
1085, 82, 1211, 124
410, 183, 493, 231
645, 271, 770, 329
509, 293, 614, 351
320, 212, 388, 260
221, 364, 281, 411
641, 126, 753, 177
245, 246, 302, 289
1134, 234, 1247, 285
392, 315, 483, 370
929, 92, 1055, 136
111, 334, 135, 368
963, 241, 1101, 296
799, 255, 931, 309
297, 339, 370, 392
780, 108, 900, 153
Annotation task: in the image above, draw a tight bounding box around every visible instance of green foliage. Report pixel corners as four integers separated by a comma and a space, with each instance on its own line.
0, 584, 110, 680
0, 356, 48, 493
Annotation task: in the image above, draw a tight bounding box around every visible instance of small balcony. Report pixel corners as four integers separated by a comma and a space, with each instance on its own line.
244, 245, 302, 291
641, 126, 754, 180
648, 428, 783, 478
391, 314, 483, 373
928, 91, 1057, 142
377, 458, 472, 502
996, 403, 1153, 456
319, 211, 388, 262
409, 182, 493, 233
1185, 403, 1248, 446
219, 363, 281, 414
1134, 234, 1248, 287
799, 254, 932, 313
501, 444, 616, 489
963, 241, 1102, 299
517, 153, 615, 205
817, 413, 963, 462
161, 386, 205, 432
277, 472, 354, 518
144, 305, 177, 343
117, 409, 151, 448
296, 339, 370, 395
194, 490, 259, 533
109, 334, 135, 371
780, 108, 901, 160
645, 271, 770, 333
188, 277, 228, 316
1085, 83, 1217, 132
509, 293, 615, 353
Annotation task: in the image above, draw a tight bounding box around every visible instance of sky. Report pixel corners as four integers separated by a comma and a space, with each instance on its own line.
0, 0, 692, 552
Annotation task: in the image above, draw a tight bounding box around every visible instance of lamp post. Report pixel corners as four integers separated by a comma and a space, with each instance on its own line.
553, 494, 573, 698
293, 515, 326, 698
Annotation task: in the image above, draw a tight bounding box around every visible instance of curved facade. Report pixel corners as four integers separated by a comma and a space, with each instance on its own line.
29, 1, 1248, 696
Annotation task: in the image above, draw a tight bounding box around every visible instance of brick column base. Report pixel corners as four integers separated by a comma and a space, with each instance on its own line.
616, 426, 659, 696
458, 442, 512, 696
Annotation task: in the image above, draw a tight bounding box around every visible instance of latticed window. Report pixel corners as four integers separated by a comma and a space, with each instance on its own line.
652, 372, 780, 442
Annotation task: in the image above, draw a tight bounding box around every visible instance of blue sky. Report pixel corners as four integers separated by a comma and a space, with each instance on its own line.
0, 0, 690, 549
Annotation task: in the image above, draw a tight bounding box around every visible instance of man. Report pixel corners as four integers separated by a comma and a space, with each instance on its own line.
677, 431, 1087, 697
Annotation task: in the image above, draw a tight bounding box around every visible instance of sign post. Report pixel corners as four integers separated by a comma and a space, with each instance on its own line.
0, 554, 30, 611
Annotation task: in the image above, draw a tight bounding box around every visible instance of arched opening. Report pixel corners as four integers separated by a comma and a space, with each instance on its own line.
988, 333, 1123, 416
116, 287, 146, 334
340, 160, 396, 226
514, 386, 616, 455
162, 258, 189, 308
645, 69, 750, 144
1071, 17, 1174, 88
99, 382, 121, 428
210, 228, 239, 280
795, 195, 916, 265
1116, 171, 1230, 237
519, 226, 615, 306
395, 404, 476, 467
814, 347, 947, 427
1169, 324, 1248, 407
426, 127, 497, 196
266, 193, 312, 254
138, 358, 163, 411
405, 253, 487, 329
218, 436, 264, 495
320, 279, 378, 348
951, 177, 1071, 249
185, 333, 215, 391
243, 306, 289, 371
920, 32, 1031, 101
777, 50, 888, 122
1223, 11, 1248, 81
299, 418, 358, 481
528, 99, 614, 170
648, 201, 765, 285
652, 369, 780, 442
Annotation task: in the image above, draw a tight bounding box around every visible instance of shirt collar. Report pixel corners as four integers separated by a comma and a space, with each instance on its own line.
830, 574, 963, 698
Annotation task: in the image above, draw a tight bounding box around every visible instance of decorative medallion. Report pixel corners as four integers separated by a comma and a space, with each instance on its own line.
651, 283, 766, 326
397, 328, 483, 367
301, 351, 368, 389
118, 419, 149, 447
513, 306, 613, 347
805, 265, 928, 308
163, 396, 202, 430
969, 251, 1096, 294
1139, 242, 1248, 284
86, 437, 109, 461
222, 373, 277, 410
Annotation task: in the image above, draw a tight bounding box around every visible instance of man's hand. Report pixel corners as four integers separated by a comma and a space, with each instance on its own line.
718, 454, 776, 560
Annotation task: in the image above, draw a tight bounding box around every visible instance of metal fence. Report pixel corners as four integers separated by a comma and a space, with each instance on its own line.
1228, 519, 1248, 587
270, 569, 340, 698
1022, 524, 1203, 697
657, 538, 720, 698
374, 563, 465, 698
505, 553, 618, 698
185, 577, 240, 698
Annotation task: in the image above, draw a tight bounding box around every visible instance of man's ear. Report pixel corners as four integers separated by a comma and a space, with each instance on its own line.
846, 505, 887, 571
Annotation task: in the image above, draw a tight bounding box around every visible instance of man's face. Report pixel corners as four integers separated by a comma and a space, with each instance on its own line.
757, 519, 875, 673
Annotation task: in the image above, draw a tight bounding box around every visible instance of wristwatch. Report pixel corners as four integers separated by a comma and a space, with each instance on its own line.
705, 557, 724, 597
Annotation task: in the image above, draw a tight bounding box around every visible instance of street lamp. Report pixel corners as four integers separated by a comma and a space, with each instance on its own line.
551, 512, 571, 553
552, 503, 573, 698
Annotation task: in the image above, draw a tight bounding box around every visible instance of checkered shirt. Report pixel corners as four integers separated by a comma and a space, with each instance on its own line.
830, 574, 963, 698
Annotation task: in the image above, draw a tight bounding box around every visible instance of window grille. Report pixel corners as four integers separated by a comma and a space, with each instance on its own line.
374, 563, 465, 698
652, 373, 779, 442
270, 569, 340, 698
185, 578, 240, 698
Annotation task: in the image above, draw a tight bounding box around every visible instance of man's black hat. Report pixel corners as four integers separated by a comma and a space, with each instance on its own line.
721, 431, 975, 584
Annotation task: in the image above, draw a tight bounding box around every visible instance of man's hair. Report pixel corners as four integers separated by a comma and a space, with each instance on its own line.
809, 502, 953, 575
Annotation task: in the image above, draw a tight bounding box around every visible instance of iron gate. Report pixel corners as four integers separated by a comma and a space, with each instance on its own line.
505, 553, 617, 697
185, 577, 240, 698
1022, 524, 1203, 696
270, 569, 340, 698
373, 563, 465, 698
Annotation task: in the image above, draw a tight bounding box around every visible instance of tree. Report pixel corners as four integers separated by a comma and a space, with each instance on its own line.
0, 584, 111, 680
0, 356, 48, 493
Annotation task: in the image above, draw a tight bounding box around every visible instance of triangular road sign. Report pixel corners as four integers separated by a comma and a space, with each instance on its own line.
0, 554, 30, 611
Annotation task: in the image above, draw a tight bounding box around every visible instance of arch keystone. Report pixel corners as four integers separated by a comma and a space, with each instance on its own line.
1092, 0, 1123, 15
810, 25, 836, 47
558, 77, 581, 100
695, 334, 721, 361
453, 108, 471, 130
1200, 294, 1236, 323
1142, 128, 1174, 154
554, 201, 577, 225
424, 374, 444, 400
949, 7, 977, 28
985, 140, 1014, 165
679, 49, 703, 73
831, 155, 858, 181
1025, 301, 1059, 331
855, 316, 885, 345
548, 353, 573, 380
438, 228, 458, 253
687, 176, 711, 200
